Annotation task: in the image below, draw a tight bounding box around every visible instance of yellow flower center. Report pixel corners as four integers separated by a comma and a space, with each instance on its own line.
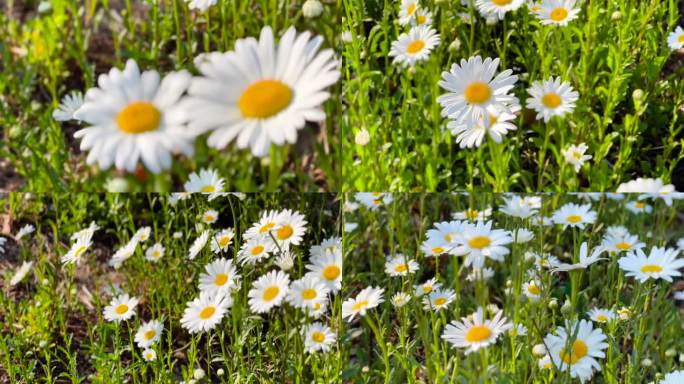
640, 264, 663, 273
251, 245, 265, 256
277, 224, 294, 240
634, 202, 645, 209
464, 82, 492, 105
199, 306, 216, 320
465, 325, 492, 342
542, 93, 562, 108
527, 284, 540, 295
144, 329, 156, 340
560, 340, 588, 365
116, 102, 161, 134
596, 314, 608, 322
492, 0, 512, 5
407, 3, 416, 15
468, 236, 491, 250
550, 7, 569, 22
323, 265, 341, 280
432, 247, 444, 254
615, 242, 631, 251
406, 40, 425, 54
238, 80, 293, 119
204, 215, 214, 222
259, 223, 275, 233
444, 234, 453, 242
422, 285, 432, 294
312, 331, 326, 343
152, 251, 160, 258
214, 273, 228, 286
679, 34, 684, 43
395, 264, 408, 273
465, 209, 479, 220
218, 236, 231, 247
263, 286, 280, 301
352, 300, 369, 312
566, 214, 582, 223
74, 245, 87, 258
201, 185, 216, 193
434, 297, 447, 306
301, 288, 317, 300
115, 304, 129, 315
416, 15, 426, 24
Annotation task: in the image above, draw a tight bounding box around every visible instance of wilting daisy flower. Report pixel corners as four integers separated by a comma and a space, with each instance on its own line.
185, 26, 340, 157
210, 229, 234, 254
442, 307, 512, 354
667, 26, 684, 50
134, 226, 151, 242
61, 230, 94, 265
438, 56, 518, 126
145, 243, 165, 262
466, 267, 495, 281
454, 220, 513, 268
201, 209, 218, 225
544, 320, 607, 383
342, 286, 384, 322
15, 224, 35, 241
275, 249, 296, 271
391, 292, 412, 308
273, 209, 308, 247
53, 91, 84, 121
476, 0, 525, 20
414, 277, 441, 297
616, 178, 677, 206
422, 288, 456, 311
248, 270, 290, 313
184, 168, 225, 200
244, 210, 281, 240
180, 292, 232, 333
237, 236, 275, 265
602, 233, 644, 254
413, 8, 432, 26
103, 294, 139, 322
552, 242, 606, 272
73, 60, 194, 173
662, 370, 684, 384
134, 319, 163, 348
552, 203, 596, 229
522, 280, 542, 301
398, 0, 419, 25
389, 25, 441, 67
302, 322, 336, 353
447, 108, 518, 148
188, 230, 210, 260
199, 258, 241, 297
355, 192, 393, 209
9, 261, 33, 286
618, 247, 684, 283
453, 207, 493, 221
142, 349, 157, 362
536, 0, 580, 26
513, 228, 534, 243
186, 0, 216, 11
385, 254, 420, 277
625, 200, 652, 214
287, 275, 330, 311
108, 239, 138, 269
500, 195, 541, 219
526, 76, 578, 123
306, 250, 342, 292
562, 143, 592, 173
587, 308, 616, 324
71, 222, 100, 242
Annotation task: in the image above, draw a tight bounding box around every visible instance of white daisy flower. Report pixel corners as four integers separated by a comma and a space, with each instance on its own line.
201, 209, 219, 224
510, 324, 528, 337
667, 26, 684, 50
384, 254, 420, 277
466, 267, 495, 281
552, 242, 606, 272
145, 243, 165, 262
134, 319, 163, 349
15, 224, 35, 241
184, 168, 225, 200
616, 178, 677, 206
414, 277, 441, 297
562, 143, 592, 173
398, 0, 419, 25
422, 288, 456, 311
454, 220, 513, 269
210, 228, 235, 254
438, 56, 519, 127
544, 320, 607, 383
180, 292, 232, 333
248, 270, 290, 313
302, 322, 336, 353
244, 210, 281, 240
309, 236, 342, 258
513, 228, 534, 243
391, 292, 412, 308
536, 0, 580, 26
134, 226, 151, 242
355, 192, 393, 209
605, 225, 629, 238
453, 207, 493, 221
624, 200, 652, 214
389, 25, 441, 67
73, 60, 194, 173
662, 370, 684, 384
412, 9, 433, 26
306, 249, 342, 293
186, 0, 216, 11
61, 229, 94, 265
342, 286, 384, 322
447, 108, 518, 148
237, 236, 275, 265
522, 280, 542, 301
108, 239, 139, 269
142, 349, 157, 362
275, 249, 296, 271
602, 233, 645, 254
526, 76, 578, 123
53, 91, 84, 122
9, 261, 34, 286
587, 308, 616, 324
618, 247, 684, 283
538, 354, 553, 369
551, 203, 596, 229
188, 230, 210, 260
103, 294, 139, 322
287, 275, 330, 311
425, 220, 467, 251
185, 26, 340, 157
199, 258, 241, 297
273, 209, 308, 248
476, 0, 525, 20
442, 307, 512, 354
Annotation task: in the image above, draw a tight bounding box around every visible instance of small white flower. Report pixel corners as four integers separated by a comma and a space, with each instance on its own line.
53, 91, 84, 122
562, 143, 592, 173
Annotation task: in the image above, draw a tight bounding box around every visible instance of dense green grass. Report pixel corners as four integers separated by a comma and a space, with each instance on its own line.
341, 0, 684, 192
0, 0, 341, 192
343, 193, 684, 383
0, 192, 344, 383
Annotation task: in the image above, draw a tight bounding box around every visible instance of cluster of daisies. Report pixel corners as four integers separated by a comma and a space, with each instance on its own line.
92, 203, 342, 357
52, 25, 339, 174
343, 192, 684, 383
